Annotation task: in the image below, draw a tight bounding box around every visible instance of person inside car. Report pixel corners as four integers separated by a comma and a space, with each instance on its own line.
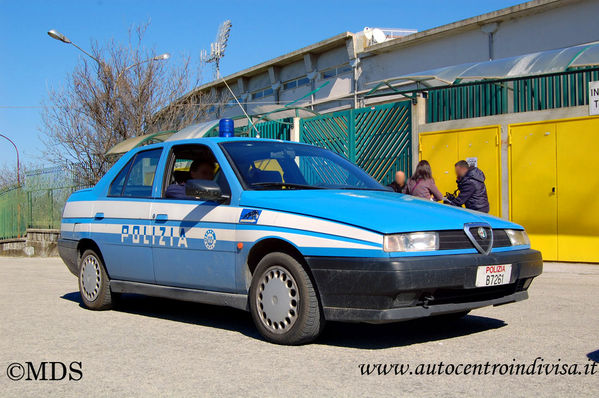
165, 159, 214, 199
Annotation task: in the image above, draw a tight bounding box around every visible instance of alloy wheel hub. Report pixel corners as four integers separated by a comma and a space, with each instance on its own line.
81, 255, 101, 301
256, 266, 299, 334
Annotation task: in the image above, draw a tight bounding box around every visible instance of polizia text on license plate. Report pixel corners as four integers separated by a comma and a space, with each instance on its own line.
475, 264, 512, 287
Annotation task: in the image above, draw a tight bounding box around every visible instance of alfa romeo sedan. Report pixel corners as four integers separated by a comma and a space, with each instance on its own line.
58, 137, 542, 345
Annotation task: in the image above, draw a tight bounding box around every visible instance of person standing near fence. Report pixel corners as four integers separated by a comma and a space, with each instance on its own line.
406, 160, 444, 201
387, 171, 407, 193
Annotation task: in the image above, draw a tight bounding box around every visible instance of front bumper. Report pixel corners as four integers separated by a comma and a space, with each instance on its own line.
306, 249, 543, 323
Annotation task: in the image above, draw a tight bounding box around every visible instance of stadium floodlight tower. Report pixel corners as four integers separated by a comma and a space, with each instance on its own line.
201, 20, 232, 80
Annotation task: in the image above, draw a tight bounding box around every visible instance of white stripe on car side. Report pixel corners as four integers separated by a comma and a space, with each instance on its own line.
62, 200, 383, 245
256, 210, 380, 243
66, 222, 379, 250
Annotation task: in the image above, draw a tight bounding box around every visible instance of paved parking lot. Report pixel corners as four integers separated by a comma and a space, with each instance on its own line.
1, 256, 597, 397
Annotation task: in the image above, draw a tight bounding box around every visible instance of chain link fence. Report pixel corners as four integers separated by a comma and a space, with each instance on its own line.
0, 167, 89, 240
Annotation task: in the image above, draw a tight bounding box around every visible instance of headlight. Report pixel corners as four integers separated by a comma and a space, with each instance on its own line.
505, 229, 530, 246
383, 232, 439, 252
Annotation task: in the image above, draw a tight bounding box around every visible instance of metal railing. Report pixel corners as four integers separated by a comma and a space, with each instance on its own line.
0, 184, 89, 240
0, 166, 90, 240
426, 67, 599, 123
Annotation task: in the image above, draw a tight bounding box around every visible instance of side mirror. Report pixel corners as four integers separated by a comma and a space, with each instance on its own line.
185, 179, 229, 202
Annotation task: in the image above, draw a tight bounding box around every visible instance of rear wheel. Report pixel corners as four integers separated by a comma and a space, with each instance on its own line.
249, 252, 324, 345
78, 249, 113, 310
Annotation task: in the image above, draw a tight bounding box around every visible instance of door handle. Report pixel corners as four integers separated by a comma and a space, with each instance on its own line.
551, 187, 556, 194
94, 212, 104, 220
153, 213, 168, 222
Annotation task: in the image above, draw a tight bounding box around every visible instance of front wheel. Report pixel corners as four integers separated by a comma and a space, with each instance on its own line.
249, 252, 324, 345
78, 249, 114, 310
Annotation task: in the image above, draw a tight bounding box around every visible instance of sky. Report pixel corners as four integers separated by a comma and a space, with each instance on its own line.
0, 0, 523, 168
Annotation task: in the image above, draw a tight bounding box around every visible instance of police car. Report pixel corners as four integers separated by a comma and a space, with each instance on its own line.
58, 135, 542, 345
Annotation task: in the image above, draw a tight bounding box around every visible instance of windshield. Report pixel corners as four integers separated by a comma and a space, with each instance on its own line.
221, 141, 386, 191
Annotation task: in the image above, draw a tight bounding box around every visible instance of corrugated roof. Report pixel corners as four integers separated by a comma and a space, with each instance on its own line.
367, 42, 599, 93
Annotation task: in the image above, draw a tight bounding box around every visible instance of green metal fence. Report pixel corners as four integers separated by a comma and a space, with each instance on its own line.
426, 67, 599, 122
204, 118, 292, 140
0, 187, 28, 239
513, 67, 599, 112
427, 82, 508, 123
0, 185, 86, 240
301, 101, 412, 185
1, 166, 89, 240
299, 110, 351, 157
251, 118, 292, 140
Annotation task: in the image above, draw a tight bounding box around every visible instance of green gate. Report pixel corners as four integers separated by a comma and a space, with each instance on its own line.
204, 118, 292, 140
300, 101, 412, 185
251, 118, 292, 140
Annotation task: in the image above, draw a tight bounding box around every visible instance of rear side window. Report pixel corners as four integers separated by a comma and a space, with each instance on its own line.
108, 158, 133, 196
109, 148, 162, 198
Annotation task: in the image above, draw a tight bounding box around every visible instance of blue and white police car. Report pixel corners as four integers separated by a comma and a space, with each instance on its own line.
58, 134, 542, 345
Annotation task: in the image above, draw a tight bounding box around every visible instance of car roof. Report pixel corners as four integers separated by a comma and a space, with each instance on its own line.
184, 137, 295, 144
133, 137, 313, 153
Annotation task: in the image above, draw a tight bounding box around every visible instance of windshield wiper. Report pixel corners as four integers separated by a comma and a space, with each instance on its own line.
250, 182, 323, 190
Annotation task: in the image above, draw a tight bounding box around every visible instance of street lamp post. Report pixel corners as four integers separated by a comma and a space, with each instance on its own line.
115, 53, 170, 84
47, 29, 102, 65
0, 133, 20, 186
47, 29, 170, 88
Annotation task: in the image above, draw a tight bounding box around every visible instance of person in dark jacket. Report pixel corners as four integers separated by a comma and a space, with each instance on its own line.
446, 160, 490, 213
387, 171, 407, 193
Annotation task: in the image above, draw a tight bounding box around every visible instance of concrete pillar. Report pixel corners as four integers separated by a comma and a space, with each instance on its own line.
411, 94, 427, 171
290, 117, 301, 142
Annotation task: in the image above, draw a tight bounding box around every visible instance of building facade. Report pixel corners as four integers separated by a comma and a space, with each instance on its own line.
167, 0, 599, 262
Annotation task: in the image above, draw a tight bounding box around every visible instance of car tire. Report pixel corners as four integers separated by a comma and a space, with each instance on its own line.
78, 249, 113, 310
249, 252, 324, 345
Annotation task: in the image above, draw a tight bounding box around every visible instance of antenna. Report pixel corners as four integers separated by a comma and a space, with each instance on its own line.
221, 78, 261, 138
201, 20, 232, 79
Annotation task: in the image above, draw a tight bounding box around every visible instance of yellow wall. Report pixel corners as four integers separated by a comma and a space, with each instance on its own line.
509, 116, 599, 263
419, 126, 501, 217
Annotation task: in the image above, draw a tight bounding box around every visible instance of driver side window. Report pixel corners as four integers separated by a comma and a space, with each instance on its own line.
162, 144, 230, 200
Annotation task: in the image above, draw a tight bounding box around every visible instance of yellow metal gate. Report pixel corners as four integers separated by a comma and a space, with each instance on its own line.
510, 116, 599, 263
419, 126, 502, 217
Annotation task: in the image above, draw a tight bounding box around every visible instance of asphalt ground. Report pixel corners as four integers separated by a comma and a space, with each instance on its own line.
1, 257, 597, 397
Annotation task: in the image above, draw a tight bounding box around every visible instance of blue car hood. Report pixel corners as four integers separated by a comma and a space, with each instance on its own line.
239, 190, 519, 234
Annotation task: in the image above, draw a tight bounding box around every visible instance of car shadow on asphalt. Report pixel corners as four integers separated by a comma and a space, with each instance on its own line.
61, 291, 507, 349
60, 291, 262, 340
318, 316, 506, 349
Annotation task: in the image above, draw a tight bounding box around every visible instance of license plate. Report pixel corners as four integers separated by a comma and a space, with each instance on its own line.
475, 264, 512, 287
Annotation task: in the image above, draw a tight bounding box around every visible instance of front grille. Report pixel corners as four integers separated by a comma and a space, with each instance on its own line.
492, 230, 511, 247
468, 225, 493, 253
438, 229, 512, 251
